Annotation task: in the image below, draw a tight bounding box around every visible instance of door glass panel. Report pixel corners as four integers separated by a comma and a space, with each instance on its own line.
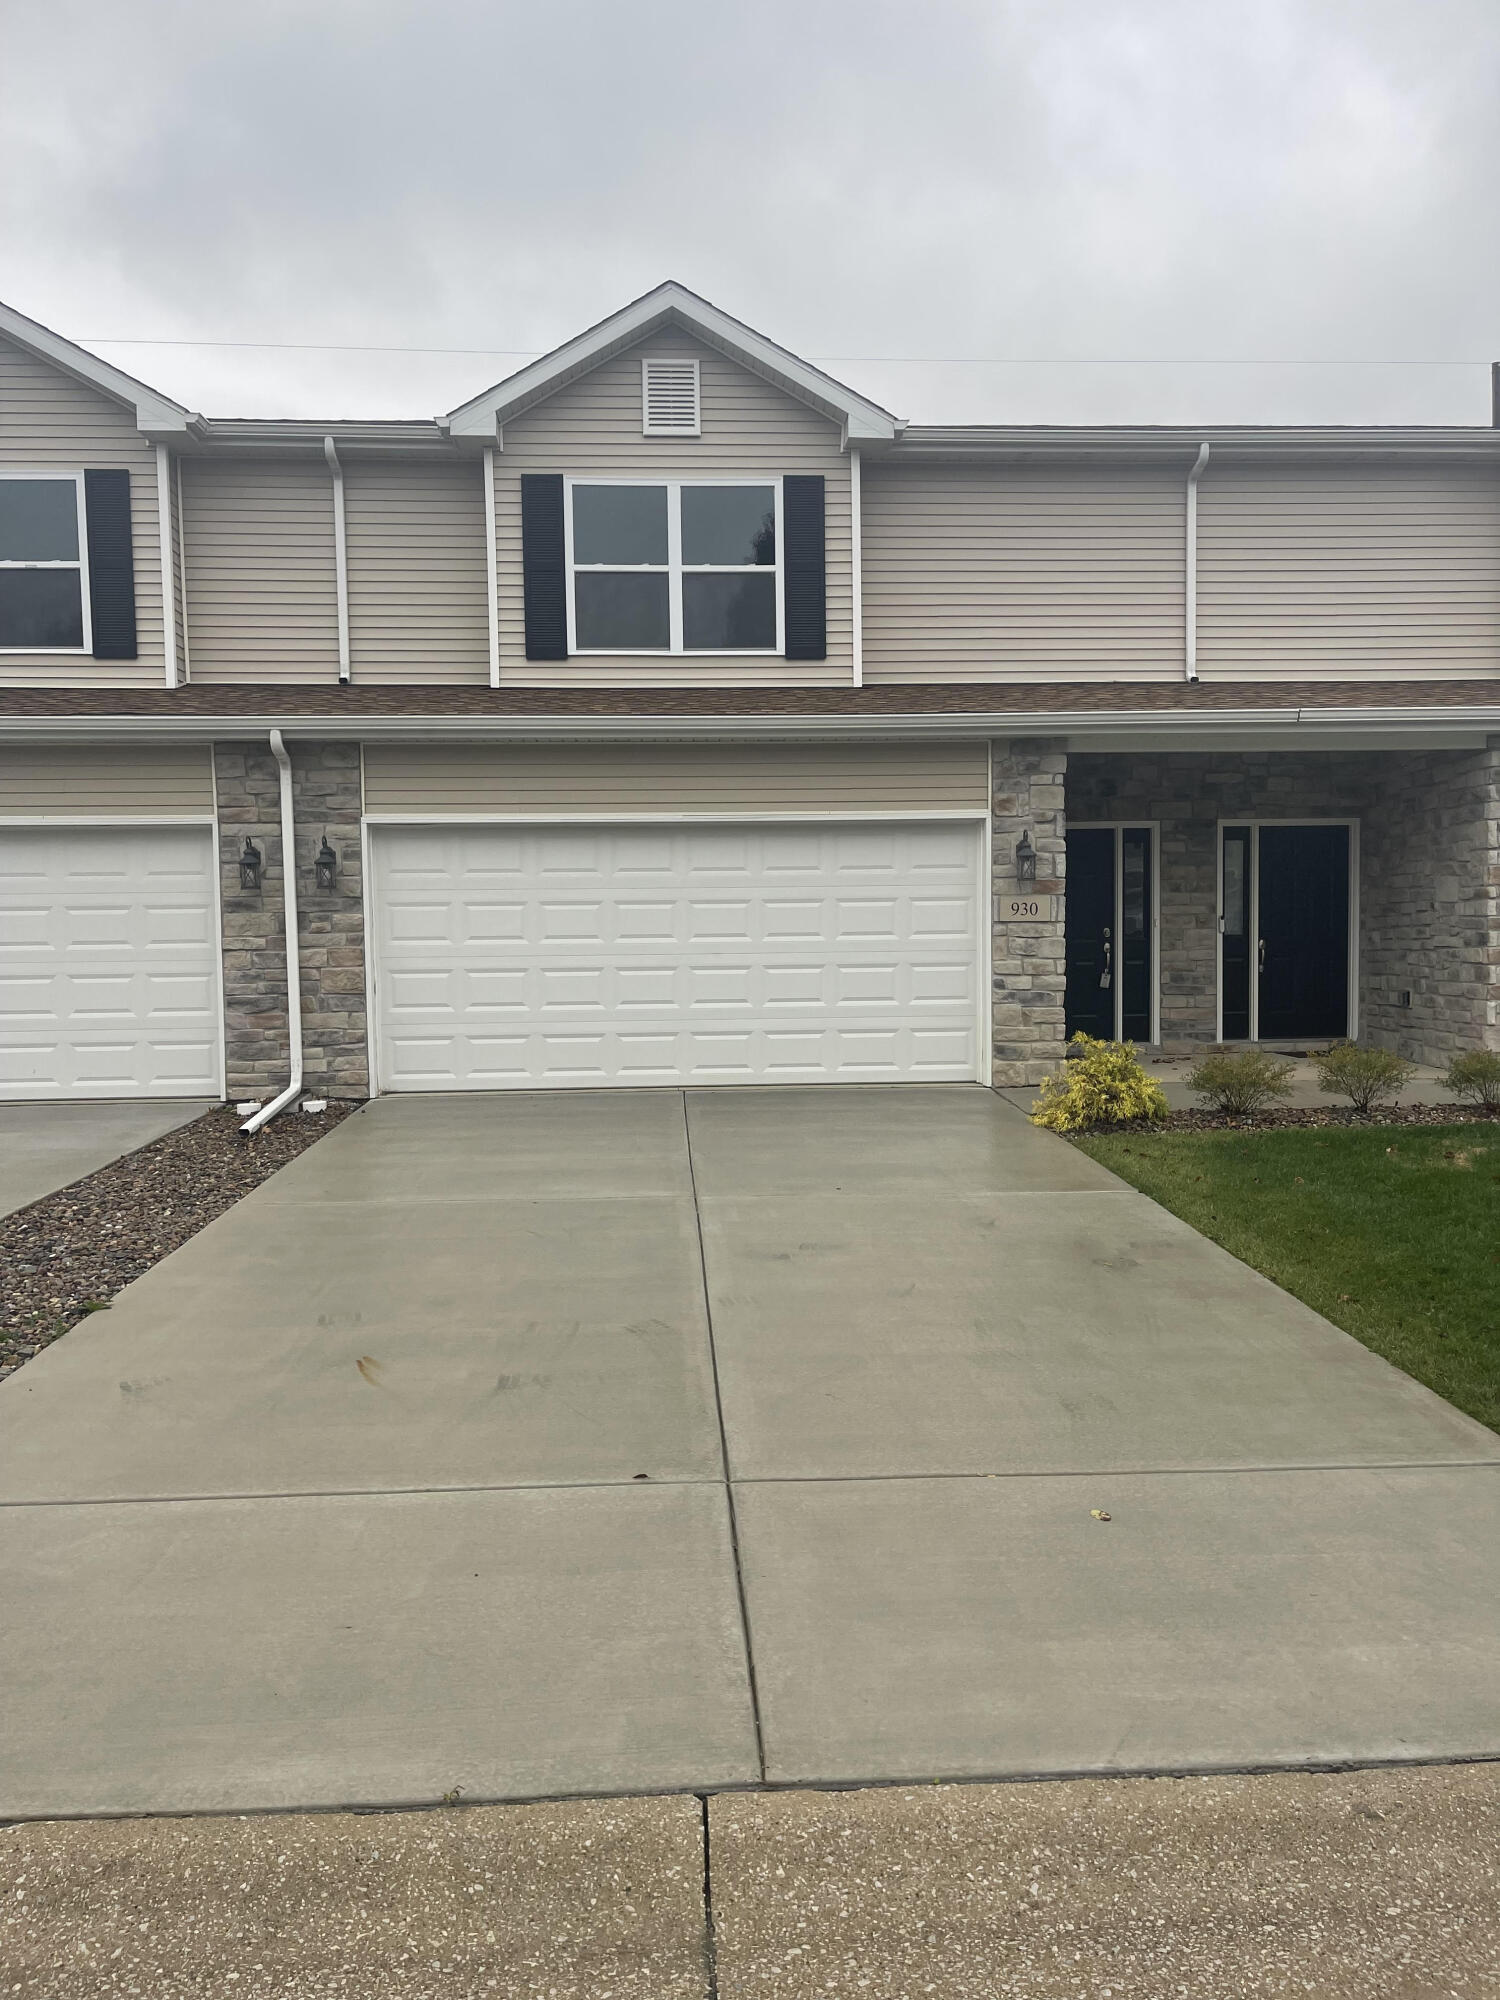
1120, 828, 1152, 1043
1221, 826, 1251, 1040
1223, 835, 1247, 936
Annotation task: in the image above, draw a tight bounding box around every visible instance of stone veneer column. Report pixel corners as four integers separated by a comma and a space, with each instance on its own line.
215, 740, 368, 1101
990, 738, 1067, 1086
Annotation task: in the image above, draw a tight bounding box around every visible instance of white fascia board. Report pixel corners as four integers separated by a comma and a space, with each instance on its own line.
2, 707, 1496, 749
0, 298, 192, 434
443, 282, 899, 443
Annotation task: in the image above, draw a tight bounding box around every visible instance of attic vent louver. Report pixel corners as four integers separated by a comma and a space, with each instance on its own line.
642, 356, 700, 436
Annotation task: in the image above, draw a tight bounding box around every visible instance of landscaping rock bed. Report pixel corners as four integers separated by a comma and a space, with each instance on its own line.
0, 1102, 358, 1382
1079, 1102, 1500, 1138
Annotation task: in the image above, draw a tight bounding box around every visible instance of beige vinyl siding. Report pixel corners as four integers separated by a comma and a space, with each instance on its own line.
860, 461, 1186, 682
362, 742, 988, 815
494, 328, 852, 687
180, 457, 340, 681
345, 458, 489, 682
1197, 463, 1500, 678
0, 338, 165, 689
0, 745, 212, 815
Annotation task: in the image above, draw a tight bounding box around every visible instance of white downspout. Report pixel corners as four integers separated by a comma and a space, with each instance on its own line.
156, 443, 179, 689
849, 445, 863, 688
239, 728, 303, 1135
1184, 442, 1210, 683
324, 436, 351, 684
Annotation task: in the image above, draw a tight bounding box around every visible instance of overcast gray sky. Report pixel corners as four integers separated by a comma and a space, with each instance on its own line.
3, 0, 1497, 424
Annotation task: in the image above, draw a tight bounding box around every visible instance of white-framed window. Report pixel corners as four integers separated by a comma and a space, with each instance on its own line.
0, 470, 91, 652
565, 477, 781, 654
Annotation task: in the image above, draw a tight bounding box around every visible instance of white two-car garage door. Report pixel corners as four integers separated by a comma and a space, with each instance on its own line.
371, 821, 984, 1090
0, 825, 221, 1099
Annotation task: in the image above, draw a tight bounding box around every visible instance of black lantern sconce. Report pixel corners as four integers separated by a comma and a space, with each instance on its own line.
1014, 828, 1037, 885
314, 834, 339, 892
238, 837, 263, 893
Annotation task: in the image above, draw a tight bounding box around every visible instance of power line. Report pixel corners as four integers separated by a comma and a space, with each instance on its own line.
72, 335, 1492, 367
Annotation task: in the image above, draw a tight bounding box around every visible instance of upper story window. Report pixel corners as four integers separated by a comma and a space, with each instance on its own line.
0, 473, 89, 651
567, 479, 780, 653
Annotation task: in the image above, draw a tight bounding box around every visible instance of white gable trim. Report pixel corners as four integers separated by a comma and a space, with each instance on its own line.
0, 299, 192, 435
442, 281, 900, 445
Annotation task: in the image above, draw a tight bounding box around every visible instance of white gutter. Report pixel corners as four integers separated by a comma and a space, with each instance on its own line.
239, 728, 303, 1136
5, 705, 1499, 746
323, 436, 351, 684
1184, 443, 1210, 683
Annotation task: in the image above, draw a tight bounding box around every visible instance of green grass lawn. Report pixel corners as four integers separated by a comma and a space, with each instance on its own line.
1074, 1123, 1500, 1433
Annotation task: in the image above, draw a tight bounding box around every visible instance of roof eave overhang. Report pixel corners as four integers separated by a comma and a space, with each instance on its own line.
442, 282, 900, 446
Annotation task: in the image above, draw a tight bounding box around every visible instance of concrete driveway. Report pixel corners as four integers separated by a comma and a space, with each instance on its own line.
2, 1086, 1498, 1818
0, 1098, 216, 1219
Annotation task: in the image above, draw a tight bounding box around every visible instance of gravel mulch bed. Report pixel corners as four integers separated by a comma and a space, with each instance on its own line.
0, 1102, 358, 1382
1077, 1101, 1500, 1137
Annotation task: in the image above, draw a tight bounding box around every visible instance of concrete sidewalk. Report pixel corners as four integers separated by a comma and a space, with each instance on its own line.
0, 1098, 216, 1218
2, 1086, 1498, 1819
6, 1765, 1500, 1998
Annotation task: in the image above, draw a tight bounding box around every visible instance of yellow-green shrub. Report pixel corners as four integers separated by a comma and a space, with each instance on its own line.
1029, 1034, 1170, 1132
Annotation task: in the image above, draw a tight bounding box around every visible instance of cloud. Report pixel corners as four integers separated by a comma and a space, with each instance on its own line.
1, 0, 1496, 420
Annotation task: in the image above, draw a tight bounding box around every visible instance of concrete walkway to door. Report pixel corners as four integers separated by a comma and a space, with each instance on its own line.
2, 1086, 1499, 1818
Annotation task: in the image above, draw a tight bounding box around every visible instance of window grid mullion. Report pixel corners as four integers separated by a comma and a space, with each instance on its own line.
666, 480, 683, 653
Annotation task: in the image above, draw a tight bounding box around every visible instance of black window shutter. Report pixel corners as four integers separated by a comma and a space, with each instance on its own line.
521, 473, 568, 660
782, 474, 826, 661
83, 469, 138, 660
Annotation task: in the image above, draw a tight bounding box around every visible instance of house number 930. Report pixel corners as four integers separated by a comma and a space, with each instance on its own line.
1006, 896, 1053, 920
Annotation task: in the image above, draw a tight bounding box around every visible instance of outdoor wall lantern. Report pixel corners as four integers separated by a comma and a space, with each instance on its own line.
238, 837, 263, 893
314, 835, 339, 892
1014, 828, 1037, 884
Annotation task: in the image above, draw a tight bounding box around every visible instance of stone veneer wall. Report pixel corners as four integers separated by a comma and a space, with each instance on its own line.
214, 741, 368, 1099
1066, 747, 1500, 1065
991, 738, 1068, 1086
1360, 744, 1500, 1064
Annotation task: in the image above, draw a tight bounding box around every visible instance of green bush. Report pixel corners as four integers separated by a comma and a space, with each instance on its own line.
1312, 1042, 1416, 1114
1031, 1034, 1170, 1133
1443, 1048, 1500, 1108
1185, 1049, 1296, 1116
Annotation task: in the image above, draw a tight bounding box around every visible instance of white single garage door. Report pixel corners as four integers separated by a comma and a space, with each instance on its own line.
0, 825, 221, 1099
371, 821, 983, 1090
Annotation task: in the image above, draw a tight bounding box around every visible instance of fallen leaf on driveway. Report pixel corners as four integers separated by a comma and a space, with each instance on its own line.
1090, 1509, 1112, 1521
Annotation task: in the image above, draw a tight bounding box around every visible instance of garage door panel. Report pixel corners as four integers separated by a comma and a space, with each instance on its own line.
373, 823, 982, 1091
0, 827, 221, 1099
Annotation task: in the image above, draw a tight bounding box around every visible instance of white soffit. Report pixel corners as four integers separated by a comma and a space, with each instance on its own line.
443, 281, 900, 444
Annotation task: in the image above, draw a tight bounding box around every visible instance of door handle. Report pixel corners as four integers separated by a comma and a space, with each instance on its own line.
1257, 937, 1266, 971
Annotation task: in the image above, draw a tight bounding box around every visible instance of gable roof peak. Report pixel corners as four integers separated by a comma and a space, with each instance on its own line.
0, 297, 192, 434
443, 281, 899, 445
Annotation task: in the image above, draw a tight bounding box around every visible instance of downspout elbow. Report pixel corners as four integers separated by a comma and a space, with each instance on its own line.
1184, 442, 1210, 683
239, 727, 304, 1136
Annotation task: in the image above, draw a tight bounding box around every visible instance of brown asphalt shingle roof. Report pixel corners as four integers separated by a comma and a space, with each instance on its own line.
1, 680, 1498, 719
